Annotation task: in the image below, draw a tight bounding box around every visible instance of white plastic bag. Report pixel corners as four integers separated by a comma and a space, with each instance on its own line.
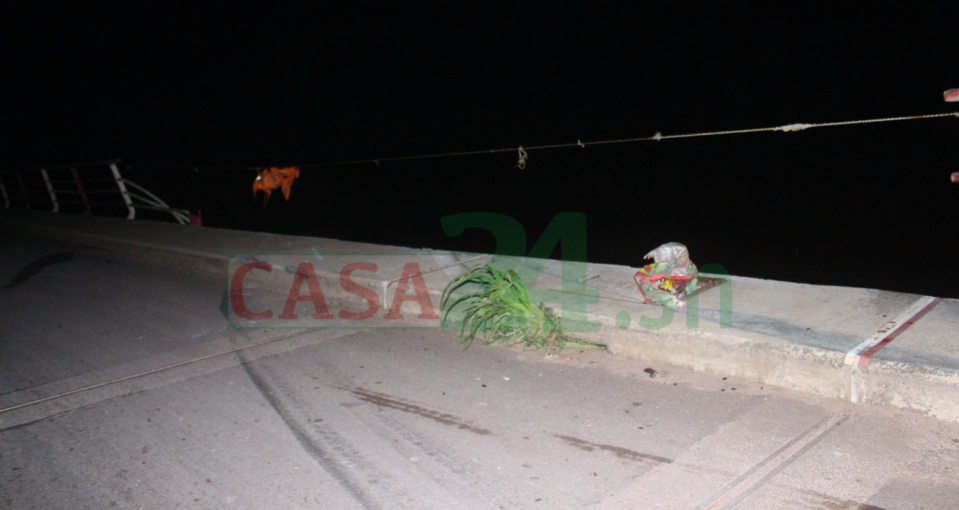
634, 242, 699, 310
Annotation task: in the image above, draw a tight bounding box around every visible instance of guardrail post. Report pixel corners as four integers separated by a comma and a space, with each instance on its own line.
70, 167, 92, 215
40, 168, 59, 213
0, 176, 9, 209
5, 160, 197, 223
16, 171, 31, 209
109, 162, 135, 219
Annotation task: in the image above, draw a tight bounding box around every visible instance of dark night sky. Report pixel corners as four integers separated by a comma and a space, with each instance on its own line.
4, 5, 959, 296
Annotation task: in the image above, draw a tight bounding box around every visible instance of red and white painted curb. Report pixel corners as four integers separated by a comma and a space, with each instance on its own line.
844, 295, 943, 368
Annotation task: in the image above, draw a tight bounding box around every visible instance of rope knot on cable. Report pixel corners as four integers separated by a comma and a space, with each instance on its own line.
516, 146, 528, 169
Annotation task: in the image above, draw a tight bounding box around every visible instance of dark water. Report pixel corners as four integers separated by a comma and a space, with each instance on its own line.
122, 126, 958, 298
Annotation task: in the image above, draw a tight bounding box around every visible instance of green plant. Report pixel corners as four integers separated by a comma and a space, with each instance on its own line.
440, 264, 603, 354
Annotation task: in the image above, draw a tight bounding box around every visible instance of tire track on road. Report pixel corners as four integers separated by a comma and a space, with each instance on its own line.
227, 330, 381, 510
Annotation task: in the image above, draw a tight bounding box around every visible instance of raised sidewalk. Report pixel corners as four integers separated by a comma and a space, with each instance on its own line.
4, 210, 957, 421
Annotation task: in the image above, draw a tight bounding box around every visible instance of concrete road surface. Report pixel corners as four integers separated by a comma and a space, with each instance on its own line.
2, 234, 958, 509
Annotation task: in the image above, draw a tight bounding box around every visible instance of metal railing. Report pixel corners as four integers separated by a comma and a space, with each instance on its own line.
0, 159, 200, 225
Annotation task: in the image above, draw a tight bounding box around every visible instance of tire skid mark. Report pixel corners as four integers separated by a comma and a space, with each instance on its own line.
230, 333, 379, 510
363, 409, 492, 509
0, 327, 325, 424
248, 359, 438, 509
554, 434, 674, 465
553, 434, 738, 478
300, 406, 431, 509
338, 386, 492, 436
788, 487, 889, 510
369, 410, 471, 476
2, 252, 73, 289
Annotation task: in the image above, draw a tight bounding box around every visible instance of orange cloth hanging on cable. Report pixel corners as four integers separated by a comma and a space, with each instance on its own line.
253, 166, 300, 205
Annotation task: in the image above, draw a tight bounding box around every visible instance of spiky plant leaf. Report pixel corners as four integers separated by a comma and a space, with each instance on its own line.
440, 264, 603, 354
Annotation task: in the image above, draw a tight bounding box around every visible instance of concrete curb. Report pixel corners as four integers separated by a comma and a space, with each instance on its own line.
4, 210, 958, 422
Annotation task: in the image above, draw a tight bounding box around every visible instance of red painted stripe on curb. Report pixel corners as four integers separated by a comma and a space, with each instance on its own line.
857, 297, 942, 367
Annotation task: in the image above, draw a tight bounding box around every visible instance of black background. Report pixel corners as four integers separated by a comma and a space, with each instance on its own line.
4, 5, 959, 297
